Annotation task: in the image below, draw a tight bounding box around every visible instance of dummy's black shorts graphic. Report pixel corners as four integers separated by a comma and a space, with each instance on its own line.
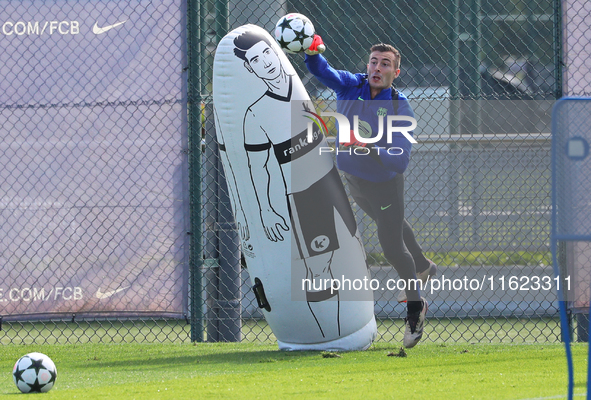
290, 167, 358, 258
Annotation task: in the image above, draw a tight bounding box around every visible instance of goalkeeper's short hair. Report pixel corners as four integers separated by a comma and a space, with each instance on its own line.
370, 43, 401, 69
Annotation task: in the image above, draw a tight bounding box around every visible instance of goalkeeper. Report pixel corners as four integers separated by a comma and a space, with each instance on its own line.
303, 36, 436, 348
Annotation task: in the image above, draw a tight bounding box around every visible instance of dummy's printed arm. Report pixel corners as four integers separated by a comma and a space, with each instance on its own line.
245, 148, 289, 242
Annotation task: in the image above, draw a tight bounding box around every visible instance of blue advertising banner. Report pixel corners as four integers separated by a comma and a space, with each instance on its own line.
0, 0, 189, 319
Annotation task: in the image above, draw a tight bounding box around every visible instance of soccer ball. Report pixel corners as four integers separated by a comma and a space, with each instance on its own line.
274, 13, 315, 53
13, 352, 57, 393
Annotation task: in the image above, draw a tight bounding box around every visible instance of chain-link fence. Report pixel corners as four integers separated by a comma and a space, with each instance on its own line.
2, 0, 590, 345
200, 0, 564, 345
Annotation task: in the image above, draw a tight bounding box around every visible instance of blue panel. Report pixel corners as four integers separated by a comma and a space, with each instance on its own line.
552, 97, 591, 238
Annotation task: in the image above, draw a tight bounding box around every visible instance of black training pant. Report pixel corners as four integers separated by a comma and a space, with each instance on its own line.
345, 172, 429, 304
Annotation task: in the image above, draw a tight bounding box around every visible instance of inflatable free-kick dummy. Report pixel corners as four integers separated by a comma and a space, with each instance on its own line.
212, 25, 377, 350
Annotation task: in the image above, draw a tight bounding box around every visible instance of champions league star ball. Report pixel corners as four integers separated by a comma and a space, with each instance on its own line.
13, 352, 57, 393
274, 13, 315, 53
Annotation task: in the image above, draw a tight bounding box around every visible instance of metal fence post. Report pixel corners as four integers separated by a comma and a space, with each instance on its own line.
553, 0, 563, 99
188, 0, 204, 342
207, 0, 241, 342
204, 103, 220, 341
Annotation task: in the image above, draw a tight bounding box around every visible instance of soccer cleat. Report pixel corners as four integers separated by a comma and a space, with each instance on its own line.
396, 259, 438, 303
403, 299, 428, 348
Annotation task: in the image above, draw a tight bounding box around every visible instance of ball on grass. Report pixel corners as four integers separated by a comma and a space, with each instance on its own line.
13, 352, 57, 393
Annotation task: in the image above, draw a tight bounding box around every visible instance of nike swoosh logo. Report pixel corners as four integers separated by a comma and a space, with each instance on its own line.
381, 204, 392, 210
358, 96, 364, 101
95, 286, 130, 299
92, 20, 127, 35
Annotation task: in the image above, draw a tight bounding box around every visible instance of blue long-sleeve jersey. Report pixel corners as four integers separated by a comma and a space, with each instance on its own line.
305, 53, 415, 182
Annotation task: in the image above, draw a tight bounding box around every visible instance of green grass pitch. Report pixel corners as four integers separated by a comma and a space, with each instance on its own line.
0, 342, 588, 399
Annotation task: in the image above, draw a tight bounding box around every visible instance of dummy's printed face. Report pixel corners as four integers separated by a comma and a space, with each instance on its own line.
367, 51, 400, 92
245, 41, 281, 80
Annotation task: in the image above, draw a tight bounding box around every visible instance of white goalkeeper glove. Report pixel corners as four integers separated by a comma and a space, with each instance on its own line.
305, 34, 326, 56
